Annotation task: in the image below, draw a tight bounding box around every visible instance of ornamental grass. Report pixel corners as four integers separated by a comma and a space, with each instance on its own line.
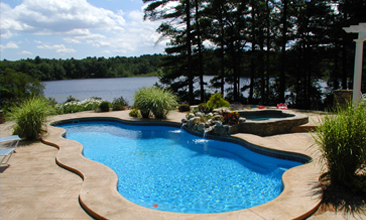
8, 97, 55, 140
312, 101, 366, 193
133, 87, 178, 119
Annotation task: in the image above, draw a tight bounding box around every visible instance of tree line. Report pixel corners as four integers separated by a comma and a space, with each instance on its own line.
1, 0, 365, 111
0, 54, 164, 81
144, 0, 366, 109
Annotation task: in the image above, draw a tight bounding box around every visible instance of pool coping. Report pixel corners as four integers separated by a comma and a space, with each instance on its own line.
42, 113, 322, 220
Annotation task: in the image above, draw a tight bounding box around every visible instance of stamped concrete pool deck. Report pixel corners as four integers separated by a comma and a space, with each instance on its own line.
0, 110, 364, 219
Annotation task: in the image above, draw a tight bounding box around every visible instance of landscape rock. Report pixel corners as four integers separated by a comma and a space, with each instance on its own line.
212, 115, 223, 121
197, 123, 205, 132
187, 113, 195, 120
195, 112, 204, 117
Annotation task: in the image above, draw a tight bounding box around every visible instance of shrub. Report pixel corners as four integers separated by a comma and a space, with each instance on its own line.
55, 97, 103, 114
222, 111, 240, 125
112, 96, 129, 107
112, 104, 125, 111
198, 103, 209, 113
7, 97, 55, 140
206, 93, 230, 111
129, 108, 141, 118
65, 95, 78, 103
178, 104, 191, 112
99, 101, 111, 112
0, 68, 44, 108
133, 87, 178, 119
133, 87, 151, 118
312, 102, 366, 193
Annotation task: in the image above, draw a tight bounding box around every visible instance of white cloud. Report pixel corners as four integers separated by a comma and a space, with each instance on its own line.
92, 41, 111, 47
75, 34, 106, 40
64, 38, 81, 44
4, 41, 19, 49
1, 0, 167, 58
56, 47, 76, 54
102, 50, 112, 54
18, 50, 32, 55
37, 43, 76, 53
1, 0, 126, 37
0, 41, 20, 50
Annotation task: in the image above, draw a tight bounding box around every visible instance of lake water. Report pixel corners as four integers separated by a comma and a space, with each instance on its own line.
43, 77, 327, 105
43, 76, 215, 105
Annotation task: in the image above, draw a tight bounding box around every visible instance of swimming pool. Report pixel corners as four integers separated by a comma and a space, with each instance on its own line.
59, 120, 304, 214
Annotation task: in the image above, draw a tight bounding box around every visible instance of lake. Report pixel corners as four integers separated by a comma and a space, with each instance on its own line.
43, 76, 216, 105
44, 77, 327, 105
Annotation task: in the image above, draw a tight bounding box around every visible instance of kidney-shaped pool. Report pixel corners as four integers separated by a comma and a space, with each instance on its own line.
58, 120, 306, 214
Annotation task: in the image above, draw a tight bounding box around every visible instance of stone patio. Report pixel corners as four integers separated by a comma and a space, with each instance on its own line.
0, 110, 364, 219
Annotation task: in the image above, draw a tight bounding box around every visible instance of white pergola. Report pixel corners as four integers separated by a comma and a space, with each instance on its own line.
343, 22, 366, 105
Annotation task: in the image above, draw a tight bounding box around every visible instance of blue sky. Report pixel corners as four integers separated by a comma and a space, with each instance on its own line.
0, 0, 167, 61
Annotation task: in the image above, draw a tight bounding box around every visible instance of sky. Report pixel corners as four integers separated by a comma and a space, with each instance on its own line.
0, 0, 168, 61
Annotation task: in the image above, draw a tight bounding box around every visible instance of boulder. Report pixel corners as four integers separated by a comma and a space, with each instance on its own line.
197, 123, 205, 132
187, 118, 195, 129
195, 112, 204, 117
206, 119, 213, 125
215, 121, 223, 127
212, 115, 223, 121
213, 124, 230, 136
186, 113, 195, 120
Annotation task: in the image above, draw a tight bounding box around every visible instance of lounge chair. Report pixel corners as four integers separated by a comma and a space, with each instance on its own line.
0, 135, 20, 165
0, 148, 16, 165
0, 135, 21, 148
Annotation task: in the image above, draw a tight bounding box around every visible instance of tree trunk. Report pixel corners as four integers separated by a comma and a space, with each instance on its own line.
220, 14, 225, 96
195, 0, 205, 102
266, 0, 270, 105
279, 0, 288, 103
186, 0, 193, 104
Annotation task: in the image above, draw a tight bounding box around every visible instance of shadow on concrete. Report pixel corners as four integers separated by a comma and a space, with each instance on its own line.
313, 172, 366, 219
0, 165, 10, 173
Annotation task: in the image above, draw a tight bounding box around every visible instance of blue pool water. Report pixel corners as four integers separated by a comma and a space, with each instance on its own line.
59, 121, 303, 214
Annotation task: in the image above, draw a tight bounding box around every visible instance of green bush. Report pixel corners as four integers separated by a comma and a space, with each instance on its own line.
312, 102, 366, 193
0, 68, 44, 109
99, 101, 111, 112
178, 104, 191, 112
65, 95, 78, 103
206, 93, 230, 111
7, 97, 55, 140
129, 108, 141, 118
55, 98, 103, 114
133, 87, 178, 119
133, 87, 151, 118
112, 96, 129, 107
198, 103, 209, 113
112, 104, 125, 111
